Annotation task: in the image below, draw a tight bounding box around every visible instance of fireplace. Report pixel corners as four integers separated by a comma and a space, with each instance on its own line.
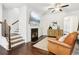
31, 28, 38, 42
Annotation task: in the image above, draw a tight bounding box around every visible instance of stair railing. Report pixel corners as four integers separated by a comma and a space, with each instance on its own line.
2, 20, 11, 50
12, 20, 19, 25
12, 20, 19, 33
1, 20, 19, 50
6, 23, 11, 49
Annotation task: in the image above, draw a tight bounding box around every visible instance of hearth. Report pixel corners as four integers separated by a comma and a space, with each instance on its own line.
31, 28, 38, 42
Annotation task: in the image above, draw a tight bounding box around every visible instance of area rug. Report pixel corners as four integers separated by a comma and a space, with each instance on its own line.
33, 37, 48, 51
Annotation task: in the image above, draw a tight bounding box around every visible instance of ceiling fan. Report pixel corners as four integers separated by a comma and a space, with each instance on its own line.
43, 3, 69, 15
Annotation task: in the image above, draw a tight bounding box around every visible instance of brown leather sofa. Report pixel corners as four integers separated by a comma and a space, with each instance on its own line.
48, 32, 78, 55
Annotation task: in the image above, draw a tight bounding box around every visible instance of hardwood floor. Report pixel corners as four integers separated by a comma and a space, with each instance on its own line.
8, 43, 54, 55
0, 43, 54, 55
0, 45, 8, 55
0, 36, 55, 55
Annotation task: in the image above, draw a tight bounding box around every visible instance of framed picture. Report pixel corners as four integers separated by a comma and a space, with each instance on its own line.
52, 22, 58, 29
29, 11, 40, 26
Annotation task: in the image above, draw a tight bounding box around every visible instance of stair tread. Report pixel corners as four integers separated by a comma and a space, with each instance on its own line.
11, 38, 23, 43
11, 41, 25, 48
11, 36, 22, 40
9, 33, 25, 49
10, 33, 19, 36
11, 39, 24, 45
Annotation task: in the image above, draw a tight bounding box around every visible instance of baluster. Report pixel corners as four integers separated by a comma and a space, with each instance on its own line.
8, 26, 11, 50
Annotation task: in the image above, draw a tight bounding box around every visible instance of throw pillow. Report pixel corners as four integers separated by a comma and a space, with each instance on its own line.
59, 34, 69, 42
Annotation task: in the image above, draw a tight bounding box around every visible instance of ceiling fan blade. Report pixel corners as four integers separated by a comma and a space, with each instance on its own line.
48, 8, 54, 10
61, 5, 69, 7
51, 10, 55, 13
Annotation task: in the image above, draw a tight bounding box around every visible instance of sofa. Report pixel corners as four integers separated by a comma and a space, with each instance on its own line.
48, 32, 78, 55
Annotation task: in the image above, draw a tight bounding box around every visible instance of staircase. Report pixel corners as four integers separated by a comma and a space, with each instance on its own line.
10, 33, 25, 48
2, 20, 25, 50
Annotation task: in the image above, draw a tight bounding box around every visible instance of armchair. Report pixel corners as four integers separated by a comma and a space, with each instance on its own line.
48, 32, 78, 55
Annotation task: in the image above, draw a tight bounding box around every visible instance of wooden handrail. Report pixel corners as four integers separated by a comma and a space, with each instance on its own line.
0, 21, 2, 24
12, 20, 19, 25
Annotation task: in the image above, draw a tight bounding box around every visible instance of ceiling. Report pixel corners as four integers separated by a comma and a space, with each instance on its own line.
3, 3, 26, 8
3, 3, 79, 14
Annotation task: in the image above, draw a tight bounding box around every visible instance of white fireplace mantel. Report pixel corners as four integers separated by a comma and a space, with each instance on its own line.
30, 25, 39, 29
27, 25, 40, 42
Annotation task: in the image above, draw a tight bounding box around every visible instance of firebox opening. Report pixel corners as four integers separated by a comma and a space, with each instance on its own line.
31, 28, 38, 42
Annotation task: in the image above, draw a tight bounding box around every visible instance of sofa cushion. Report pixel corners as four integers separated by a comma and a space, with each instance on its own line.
59, 34, 69, 42
64, 32, 77, 46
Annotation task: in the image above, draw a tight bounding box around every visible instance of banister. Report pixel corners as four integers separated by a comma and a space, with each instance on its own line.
8, 26, 11, 49
5, 22, 11, 49
6, 22, 11, 49
1, 20, 11, 50
1, 19, 19, 50
12, 20, 19, 25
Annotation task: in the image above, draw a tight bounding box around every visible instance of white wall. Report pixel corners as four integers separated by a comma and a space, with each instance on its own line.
64, 16, 78, 34
0, 4, 8, 50
65, 11, 79, 18
3, 7, 20, 33
65, 11, 79, 40
41, 10, 79, 35
0, 3, 3, 46
64, 11, 79, 32
0, 4, 2, 36
19, 6, 28, 42
27, 9, 43, 42
41, 12, 66, 35
3, 8, 20, 24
